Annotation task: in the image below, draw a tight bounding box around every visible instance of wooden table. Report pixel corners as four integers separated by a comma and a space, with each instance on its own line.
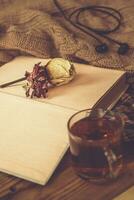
0, 149, 133, 200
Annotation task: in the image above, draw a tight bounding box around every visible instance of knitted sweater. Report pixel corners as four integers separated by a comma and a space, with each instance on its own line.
0, 0, 134, 82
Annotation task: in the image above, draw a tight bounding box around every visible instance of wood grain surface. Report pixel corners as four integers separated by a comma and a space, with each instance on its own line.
0, 151, 133, 200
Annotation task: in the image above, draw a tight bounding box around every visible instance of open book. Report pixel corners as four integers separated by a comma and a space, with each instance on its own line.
0, 56, 128, 185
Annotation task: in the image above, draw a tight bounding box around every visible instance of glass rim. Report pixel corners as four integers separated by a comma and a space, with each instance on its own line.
67, 108, 123, 143
67, 108, 92, 132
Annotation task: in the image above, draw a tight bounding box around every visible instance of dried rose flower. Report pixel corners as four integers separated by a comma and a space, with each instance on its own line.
24, 58, 76, 98
25, 62, 49, 98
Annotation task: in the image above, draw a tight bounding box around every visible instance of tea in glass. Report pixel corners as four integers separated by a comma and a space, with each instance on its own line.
67, 109, 125, 182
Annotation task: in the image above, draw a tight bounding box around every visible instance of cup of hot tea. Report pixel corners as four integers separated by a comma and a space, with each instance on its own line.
67, 108, 125, 183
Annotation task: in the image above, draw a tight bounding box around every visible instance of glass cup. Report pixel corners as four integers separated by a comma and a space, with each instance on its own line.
67, 108, 125, 183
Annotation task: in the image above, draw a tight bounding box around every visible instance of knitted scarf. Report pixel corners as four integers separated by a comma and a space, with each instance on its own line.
0, 0, 134, 83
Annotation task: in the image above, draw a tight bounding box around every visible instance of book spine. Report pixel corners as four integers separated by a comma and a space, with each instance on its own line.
93, 73, 129, 110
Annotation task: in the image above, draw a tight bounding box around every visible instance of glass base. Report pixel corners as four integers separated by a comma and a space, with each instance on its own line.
75, 171, 123, 184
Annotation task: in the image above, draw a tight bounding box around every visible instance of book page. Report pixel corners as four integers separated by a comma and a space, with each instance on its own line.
0, 56, 126, 185
0, 56, 125, 111
0, 92, 74, 185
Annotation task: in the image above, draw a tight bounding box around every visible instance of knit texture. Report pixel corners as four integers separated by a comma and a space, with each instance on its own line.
0, 0, 134, 82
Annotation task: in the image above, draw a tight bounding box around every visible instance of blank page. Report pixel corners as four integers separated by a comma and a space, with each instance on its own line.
0, 92, 74, 185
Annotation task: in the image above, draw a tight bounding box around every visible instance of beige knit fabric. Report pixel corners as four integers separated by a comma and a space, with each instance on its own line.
0, 0, 134, 82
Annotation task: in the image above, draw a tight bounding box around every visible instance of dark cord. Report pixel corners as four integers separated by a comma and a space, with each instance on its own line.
53, 0, 129, 54
70, 6, 122, 34
53, 0, 102, 43
74, 7, 122, 45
